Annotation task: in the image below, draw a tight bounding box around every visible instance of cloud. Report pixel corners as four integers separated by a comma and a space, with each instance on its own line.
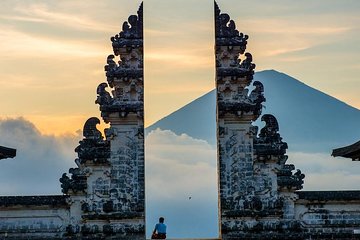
1, 119, 360, 238
145, 128, 217, 200
145, 129, 218, 238
0, 120, 219, 238
288, 151, 360, 190
0, 117, 79, 195
267, 46, 310, 57
0, 26, 105, 59
240, 18, 352, 59
1, 3, 117, 33
144, 129, 360, 237
244, 19, 351, 35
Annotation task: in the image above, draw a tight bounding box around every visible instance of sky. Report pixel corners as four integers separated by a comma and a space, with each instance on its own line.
0, 0, 359, 134
0, 0, 359, 238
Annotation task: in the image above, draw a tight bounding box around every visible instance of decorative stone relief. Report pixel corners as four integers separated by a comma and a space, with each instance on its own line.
254, 114, 288, 161
59, 3, 145, 238
215, 17, 264, 119
216, 2, 304, 238
99, 3, 144, 121
74, 117, 110, 164
59, 168, 87, 195
93, 2, 145, 238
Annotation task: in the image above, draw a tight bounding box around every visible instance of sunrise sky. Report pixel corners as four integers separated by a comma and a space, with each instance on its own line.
0, 0, 359, 134
1, 1, 359, 237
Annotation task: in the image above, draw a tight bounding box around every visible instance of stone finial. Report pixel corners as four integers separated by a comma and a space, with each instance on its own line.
111, 2, 143, 53
59, 168, 87, 195
101, 3, 144, 121
83, 117, 103, 140
254, 114, 288, 160
259, 114, 280, 139
249, 81, 266, 105
215, 1, 249, 49
95, 83, 113, 106
74, 117, 110, 164
277, 165, 305, 190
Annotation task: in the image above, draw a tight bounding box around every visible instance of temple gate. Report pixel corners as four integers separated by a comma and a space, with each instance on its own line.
0, 3, 145, 239
1, 2, 360, 239
215, 2, 360, 239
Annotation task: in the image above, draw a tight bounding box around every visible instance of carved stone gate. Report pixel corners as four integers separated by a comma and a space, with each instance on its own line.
0, 3, 145, 239
1, 2, 360, 240
215, 2, 360, 239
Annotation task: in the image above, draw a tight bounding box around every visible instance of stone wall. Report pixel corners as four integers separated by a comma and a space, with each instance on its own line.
295, 191, 360, 239
0, 3, 145, 239
0, 196, 69, 239
215, 2, 360, 239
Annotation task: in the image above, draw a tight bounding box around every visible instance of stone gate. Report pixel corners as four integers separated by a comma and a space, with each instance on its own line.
215, 2, 360, 239
1, 2, 360, 240
0, 3, 145, 239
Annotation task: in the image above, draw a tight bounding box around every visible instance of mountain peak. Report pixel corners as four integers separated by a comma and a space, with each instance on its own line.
147, 70, 360, 152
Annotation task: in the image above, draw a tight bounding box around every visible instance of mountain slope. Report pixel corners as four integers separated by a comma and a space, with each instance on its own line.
146, 70, 360, 153
146, 90, 216, 144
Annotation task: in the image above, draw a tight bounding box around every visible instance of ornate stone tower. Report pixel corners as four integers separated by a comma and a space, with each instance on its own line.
60, 3, 145, 239
215, 2, 304, 239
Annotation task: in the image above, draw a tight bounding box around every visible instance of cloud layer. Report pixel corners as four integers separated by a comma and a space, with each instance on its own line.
145, 129, 218, 238
0, 117, 79, 195
1, 118, 360, 238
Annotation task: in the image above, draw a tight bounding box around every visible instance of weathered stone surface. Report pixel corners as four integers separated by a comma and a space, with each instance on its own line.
75, 117, 110, 164
0, 195, 68, 207
216, 1, 360, 239
100, 3, 144, 123
0, 197, 70, 239
93, 2, 145, 238
0, 3, 145, 239
215, 2, 248, 48
298, 191, 360, 201
215, 2, 290, 237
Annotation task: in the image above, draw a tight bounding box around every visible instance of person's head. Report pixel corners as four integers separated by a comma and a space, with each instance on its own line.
159, 217, 164, 223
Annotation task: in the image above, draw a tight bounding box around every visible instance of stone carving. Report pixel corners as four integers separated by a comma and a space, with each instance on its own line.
215, 0, 254, 82
92, 2, 145, 238
58, 4, 144, 238
249, 81, 265, 105
215, 0, 263, 120
215, 1, 248, 49
59, 3, 145, 236
59, 168, 87, 194
74, 117, 110, 164
277, 164, 305, 190
106, 128, 144, 213
111, 3, 143, 51
106, 3, 143, 82
216, 2, 305, 238
100, 3, 143, 122
95, 83, 113, 106
239, 52, 255, 71
254, 114, 288, 158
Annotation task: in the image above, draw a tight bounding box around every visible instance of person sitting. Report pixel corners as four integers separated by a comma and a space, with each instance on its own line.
152, 217, 167, 239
